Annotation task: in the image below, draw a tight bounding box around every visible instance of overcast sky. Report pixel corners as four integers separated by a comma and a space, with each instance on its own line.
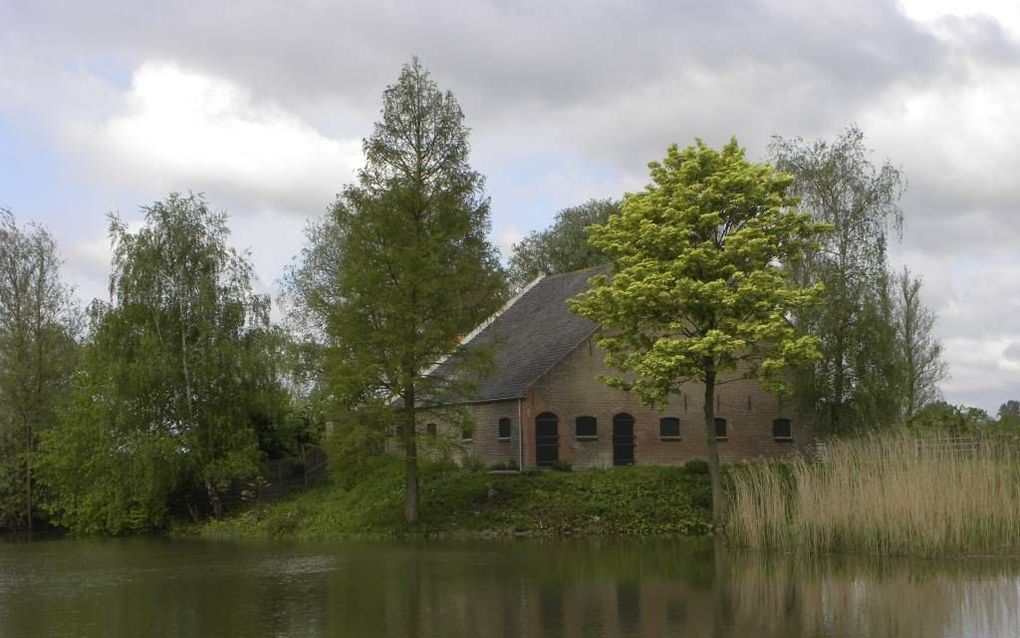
1, 0, 1018, 413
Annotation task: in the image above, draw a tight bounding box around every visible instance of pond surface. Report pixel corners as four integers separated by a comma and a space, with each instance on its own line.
1, 536, 1018, 637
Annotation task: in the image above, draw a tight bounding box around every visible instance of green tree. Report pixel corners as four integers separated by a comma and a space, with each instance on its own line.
39, 194, 283, 533
283, 59, 505, 524
507, 198, 619, 289
570, 139, 825, 527
770, 125, 908, 433
999, 400, 1020, 428
0, 210, 79, 532
895, 268, 947, 418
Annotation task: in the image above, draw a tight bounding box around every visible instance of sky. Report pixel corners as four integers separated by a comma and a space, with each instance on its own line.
1, 0, 1018, 413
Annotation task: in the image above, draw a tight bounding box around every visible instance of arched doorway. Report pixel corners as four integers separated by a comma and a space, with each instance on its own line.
535, 412, 559, 467
613, 413, 635, 466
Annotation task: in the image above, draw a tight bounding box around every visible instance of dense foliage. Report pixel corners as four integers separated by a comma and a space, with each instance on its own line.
282, 59, 505, 524
37, 194, 292, 534
570, 138, 825, 527
771, 126, 947, 432
0, 210, 79, 532
194, 456, 711, 539
507, 198, 619, 289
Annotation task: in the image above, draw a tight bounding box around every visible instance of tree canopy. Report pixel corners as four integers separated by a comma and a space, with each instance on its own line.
571, 138, 825, 526
39, 194, 287, 533
771, 125, 946, 432
507, 198, 619, 289
283, 59, 505, 523
0, 210, 79, 531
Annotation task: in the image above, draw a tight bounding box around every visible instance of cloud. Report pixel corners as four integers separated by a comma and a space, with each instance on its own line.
1006, 342, 1020, 363
65, 62, 362, 215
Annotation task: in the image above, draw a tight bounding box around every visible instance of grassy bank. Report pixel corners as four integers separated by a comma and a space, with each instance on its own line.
191, 457, 711, 540
727, 433, 1020, 556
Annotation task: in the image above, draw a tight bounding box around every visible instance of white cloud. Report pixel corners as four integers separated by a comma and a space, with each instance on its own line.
494, 225, 523, 262
65, 62, 362, 214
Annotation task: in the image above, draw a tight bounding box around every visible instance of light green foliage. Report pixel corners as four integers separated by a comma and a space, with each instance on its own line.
570, 139, 825, 526
508, 198, 619, 289
0, 210, 79, 531
38, 194, 286, 534
283, 59, 505, 523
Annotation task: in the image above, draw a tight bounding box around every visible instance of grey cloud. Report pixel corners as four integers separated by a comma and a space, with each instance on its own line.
1005, 342, 1020, 362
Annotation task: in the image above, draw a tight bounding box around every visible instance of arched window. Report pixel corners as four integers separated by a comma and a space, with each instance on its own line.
498, 417, 512, 440
612, 413, 636, 466
575, 416, 597, 438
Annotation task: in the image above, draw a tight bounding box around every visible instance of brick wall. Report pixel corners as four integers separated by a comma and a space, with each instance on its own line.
422, 336, 813, 469
418, 399, 523, 468
520, 336, 813, 469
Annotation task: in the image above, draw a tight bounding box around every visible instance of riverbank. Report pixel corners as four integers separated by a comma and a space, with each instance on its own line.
187, 458, 712, 540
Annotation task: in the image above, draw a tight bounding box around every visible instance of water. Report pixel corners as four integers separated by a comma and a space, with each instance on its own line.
1, 537, 1018, 637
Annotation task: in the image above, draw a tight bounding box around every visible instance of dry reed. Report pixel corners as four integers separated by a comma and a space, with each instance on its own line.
726, 433, 1020, 555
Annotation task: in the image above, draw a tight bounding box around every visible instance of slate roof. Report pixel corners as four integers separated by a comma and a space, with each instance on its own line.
441, 265, 607, 403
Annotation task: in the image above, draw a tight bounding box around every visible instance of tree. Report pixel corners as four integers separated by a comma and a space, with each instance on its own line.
507, 198, 619, 289
999, 400, 1020, 428
0, 210, 79, 532
895, 268, 947, 418
39, 194, 283, 533
770, 125, 908, 433
570, 139, 825, 527
283, 59, 505, 524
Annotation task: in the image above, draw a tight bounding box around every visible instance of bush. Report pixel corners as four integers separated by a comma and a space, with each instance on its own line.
684, 459, 709, 475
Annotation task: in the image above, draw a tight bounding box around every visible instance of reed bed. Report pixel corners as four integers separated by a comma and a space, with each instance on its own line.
727, 433, 1020, 556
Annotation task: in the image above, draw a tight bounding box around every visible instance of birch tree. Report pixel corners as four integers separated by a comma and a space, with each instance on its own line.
39, 194, 281, 533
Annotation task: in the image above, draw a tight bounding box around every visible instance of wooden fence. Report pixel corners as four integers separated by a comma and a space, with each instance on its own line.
813, 435, 985, 462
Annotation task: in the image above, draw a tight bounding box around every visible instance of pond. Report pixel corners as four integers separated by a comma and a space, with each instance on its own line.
1, 537, 1018, 637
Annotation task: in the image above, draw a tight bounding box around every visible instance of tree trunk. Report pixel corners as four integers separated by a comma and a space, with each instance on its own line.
703, 368, 725, 530
403, 385, 420, 525
25, 417, 32, 535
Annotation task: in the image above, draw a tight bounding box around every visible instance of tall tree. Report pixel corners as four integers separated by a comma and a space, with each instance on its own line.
507, 198, 619, 289
895, 268, 947, 418
571, 139, 824, 527
284, 59, 505, 524
770, 125, 907, 433
39, 194, 282, 533
0, 210, 79, 532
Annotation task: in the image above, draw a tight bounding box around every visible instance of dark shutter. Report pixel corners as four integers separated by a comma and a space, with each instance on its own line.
498, 417, 511, 439
659, 417, 680, 438
575, 416, 597, 438
714, 417, 727, 440
773, 418, 792, 440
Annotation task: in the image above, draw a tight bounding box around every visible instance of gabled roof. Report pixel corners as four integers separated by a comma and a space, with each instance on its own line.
440, 265, 606, 403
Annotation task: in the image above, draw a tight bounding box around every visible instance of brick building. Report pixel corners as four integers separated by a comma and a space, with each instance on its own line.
425, 266, 813, 469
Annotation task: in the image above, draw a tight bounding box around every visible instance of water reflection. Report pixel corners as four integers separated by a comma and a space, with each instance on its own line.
0, 537, 1018, 637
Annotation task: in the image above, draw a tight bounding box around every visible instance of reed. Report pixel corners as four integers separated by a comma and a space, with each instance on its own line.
726, 432, 1020, 555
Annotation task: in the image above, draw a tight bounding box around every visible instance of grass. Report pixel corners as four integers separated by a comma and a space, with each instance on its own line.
190, 457, 712, 540
727, 432, 1020, 556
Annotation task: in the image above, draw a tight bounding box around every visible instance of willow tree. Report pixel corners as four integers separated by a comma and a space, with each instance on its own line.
571, 139, 825, 527
285, 59, 504, 524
